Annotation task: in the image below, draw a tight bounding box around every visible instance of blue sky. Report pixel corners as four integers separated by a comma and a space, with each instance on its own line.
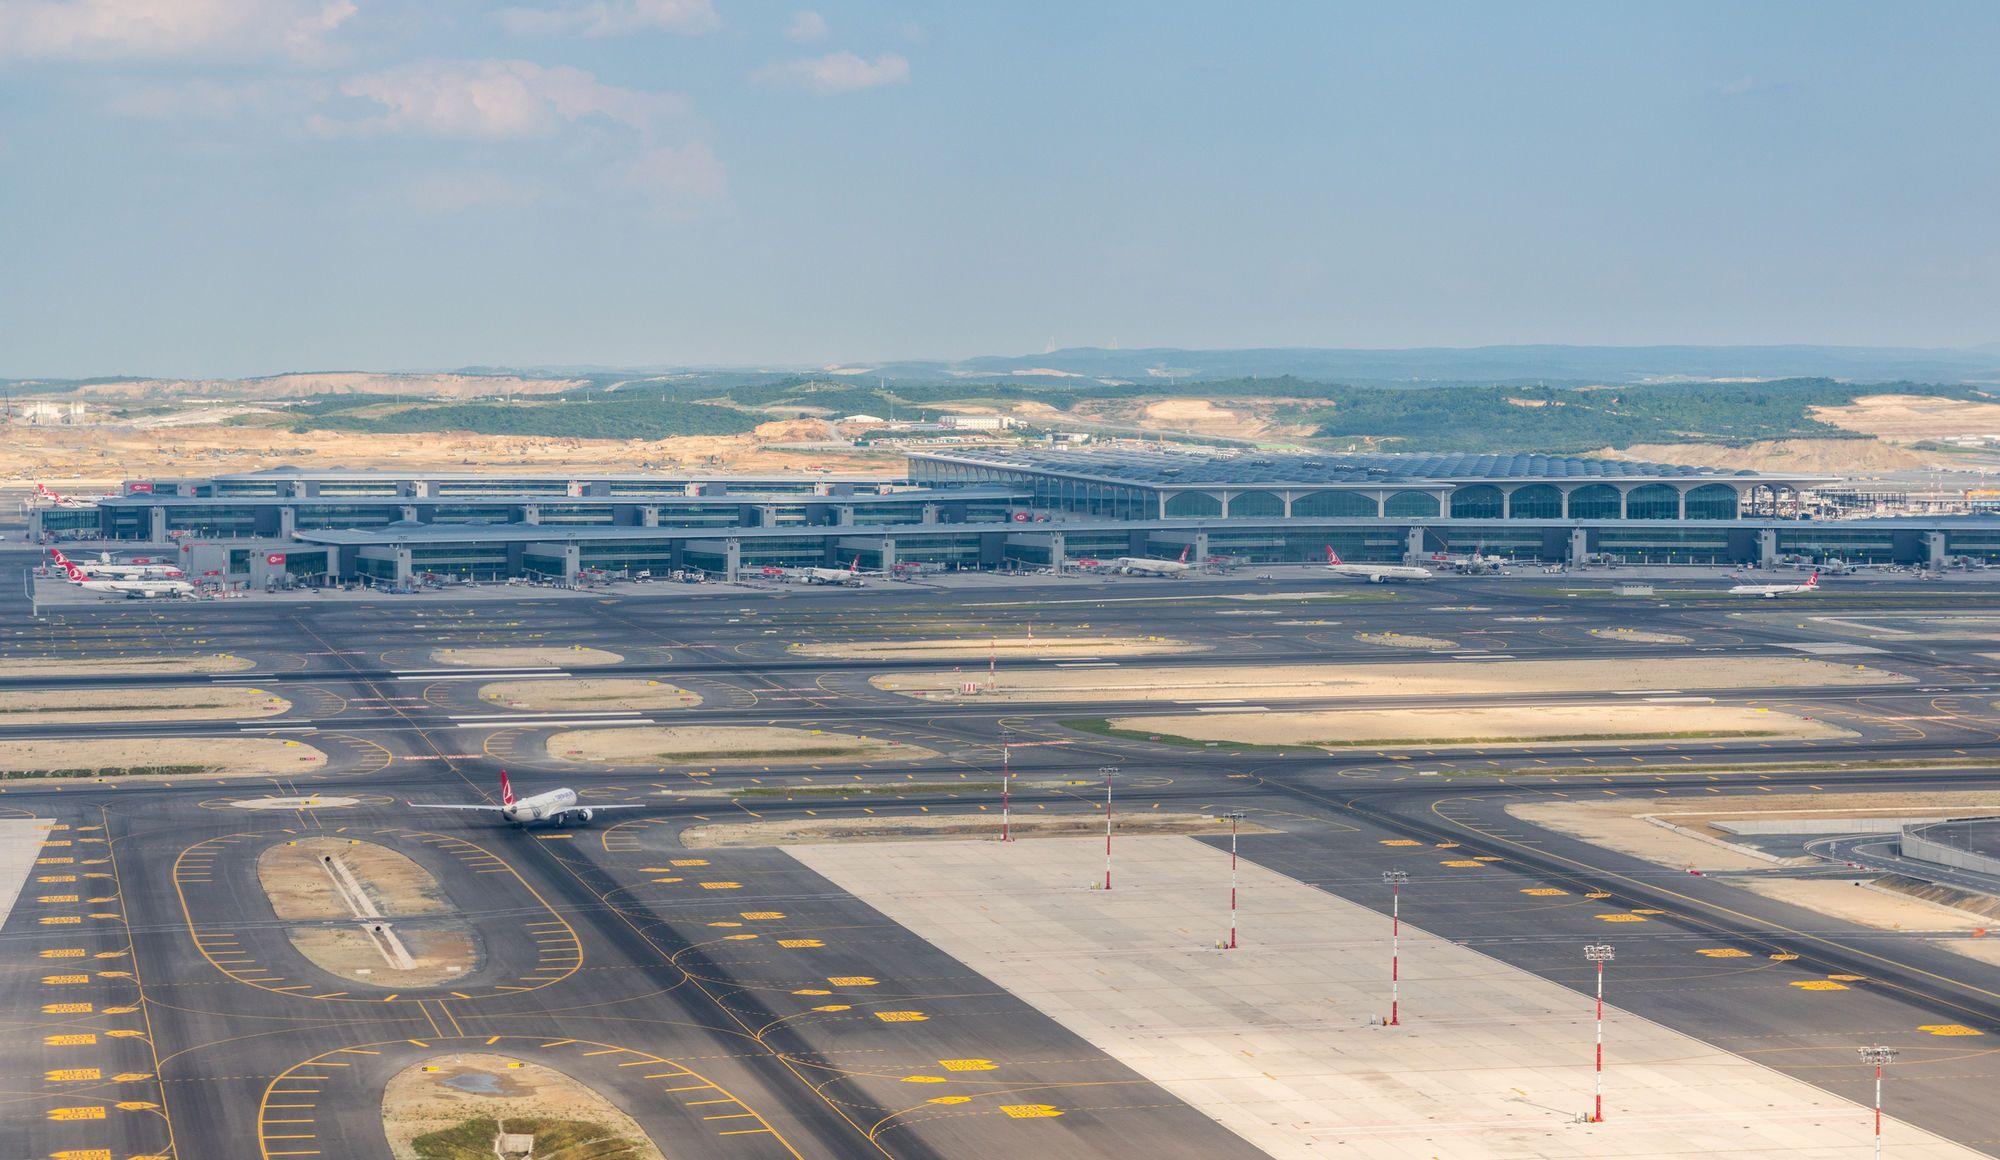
1, 1, 1997, 377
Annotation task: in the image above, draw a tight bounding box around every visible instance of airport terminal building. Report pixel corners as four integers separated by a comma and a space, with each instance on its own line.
27, 449, 2000, 585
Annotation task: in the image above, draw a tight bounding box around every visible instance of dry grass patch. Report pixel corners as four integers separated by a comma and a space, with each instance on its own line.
548, 726, 935, 766
479, 678, 699, 713
384, 1053, 663, 1160
0, 685, 287, 726
790, 635, 1199, 660
1590, 627, 1692, 645
1105, 704, 1847, 751
878, 655, 1908, 704
1509, 791, 2000, 873
1355, 631, 1459, 650
259, 838, 451, 920
0, 737, 322, 780
431, 646, 621, 667
0, 653, 252, 679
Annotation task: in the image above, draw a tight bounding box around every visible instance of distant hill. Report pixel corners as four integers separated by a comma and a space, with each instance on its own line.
840, 344, 2000, 386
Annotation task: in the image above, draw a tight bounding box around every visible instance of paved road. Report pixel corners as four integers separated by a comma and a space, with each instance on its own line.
4, 552, 2000, 1157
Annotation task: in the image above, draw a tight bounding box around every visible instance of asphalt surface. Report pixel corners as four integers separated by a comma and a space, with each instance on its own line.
5, 547, 2000, 1157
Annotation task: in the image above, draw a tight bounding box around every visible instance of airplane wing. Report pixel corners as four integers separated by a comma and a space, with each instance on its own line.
406, 802, 508, 810
579, 803, 651, 811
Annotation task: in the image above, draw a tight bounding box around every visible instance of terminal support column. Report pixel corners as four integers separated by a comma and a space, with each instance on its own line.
1404, 526, 1426, 565
1757, 529, 1778, 569
1925, 531, 1947, 570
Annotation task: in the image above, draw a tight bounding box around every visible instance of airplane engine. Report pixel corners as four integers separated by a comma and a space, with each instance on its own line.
562, 808, 595, 825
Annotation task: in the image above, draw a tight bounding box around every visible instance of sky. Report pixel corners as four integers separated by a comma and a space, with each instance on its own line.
1, 1, 1998, 378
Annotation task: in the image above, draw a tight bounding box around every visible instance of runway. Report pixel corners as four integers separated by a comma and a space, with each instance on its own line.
4, 551, 2000, 1157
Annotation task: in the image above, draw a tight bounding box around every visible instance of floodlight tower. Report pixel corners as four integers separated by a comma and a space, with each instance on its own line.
1382, 870, 1409, 1025
1584, 943, 1616, 1122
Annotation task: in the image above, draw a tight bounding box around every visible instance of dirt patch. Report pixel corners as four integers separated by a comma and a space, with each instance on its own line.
1735, 878, 1993, 933
259, 838, 452, 920
285, 926, 478, 988
1589, 627, 1692, 645
431, 646, 621, 667
791, 635, 1199, 661
0, 737, 323, 780
383, 1053, 664, 1160
1600, 438, 1935, 474
878, 655, 1909, 704
1812, 394, 2000, 443
0, 420, 896, 488
259, 838, 474, 987
478, 678, 700, 713
547, 726, 936, 766
0, 685, 287, 726
1106, 704, 1848, 750
685, 811, 1265, 847
1509, 791, 2000, 873
1355, 631, 1459, 650
0, 654, 253, 679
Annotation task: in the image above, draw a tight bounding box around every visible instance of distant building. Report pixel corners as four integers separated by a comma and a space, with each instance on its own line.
937, 414, 1016, 431
16, 400, 86, 424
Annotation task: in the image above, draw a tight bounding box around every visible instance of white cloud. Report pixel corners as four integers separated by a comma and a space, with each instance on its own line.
754, 50, 908, 95
0, 0, 355, 61
625, 141, 727, 213
106, 76, 324, 119
497, 0, 718, 38
782, 10, 826, 43
315, 58, 684, 139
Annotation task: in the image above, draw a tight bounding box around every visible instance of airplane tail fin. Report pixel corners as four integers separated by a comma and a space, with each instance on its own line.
850, 556, 861, 572
48, 549, 85, 581
1177, 545, 1189, 564
499, 770, 517, 806
1807, 570, 1819, 587
1325, 546, 1341, 565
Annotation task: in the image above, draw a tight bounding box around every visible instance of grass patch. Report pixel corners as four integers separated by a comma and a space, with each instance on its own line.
1444, 757, 2000, 779
1059, 718, 1295, 751
735, 781, 1000, 798
0, 764, 211, 780
414, 1117, 644, 1159
647, 746, 880, 762
1306, 729, 1784, 747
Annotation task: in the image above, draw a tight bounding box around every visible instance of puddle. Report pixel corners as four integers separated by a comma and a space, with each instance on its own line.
444, 1072, 504, 1094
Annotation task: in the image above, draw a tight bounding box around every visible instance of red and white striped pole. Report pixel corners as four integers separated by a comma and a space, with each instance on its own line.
1860, 1047, 1895, 1160
999, 735, 1013, 843
1383, 870, 1408, 1025
1225, 811, 1245, 949
1584, 943, 1615, 1122
1099, 766, 1118, 890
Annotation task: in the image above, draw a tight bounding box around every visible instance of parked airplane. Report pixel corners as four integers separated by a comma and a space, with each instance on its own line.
49, 548, 183, 580
1325, 546, 1434, 583
49, 551, 194, 598
33, 483, 96, 507
1729, 570, 1820, 598
407, 771, 648, 827
1430, 540, 1506, 574
1112, 546, 1198, 576
797, 557, 868, 586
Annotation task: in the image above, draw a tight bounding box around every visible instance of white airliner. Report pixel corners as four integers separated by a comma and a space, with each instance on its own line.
50, 551, 195, 598
50, 548, 184, 580
796, 557, 867, 586
1112, 546, 1198, 576
408, 771, 648, 828
33, 483, 97, 507
1729, 570, 1820, 598
1325, 546, 1434, 583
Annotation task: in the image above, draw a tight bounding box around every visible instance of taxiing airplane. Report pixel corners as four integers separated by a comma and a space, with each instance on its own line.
1729, 570, 1820, 598
49, 551, 194, 598
1325, 546, 1434, 583
49, 548, 183, 580
407, 770, 648, 827
1112, 546, 1198, 577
